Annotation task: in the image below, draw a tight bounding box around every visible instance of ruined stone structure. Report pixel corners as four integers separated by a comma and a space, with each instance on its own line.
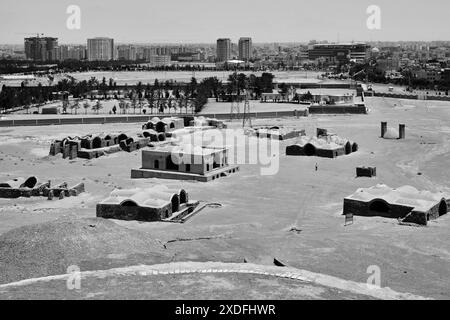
356, 167, 377, 178
0, 177, 84, 199
142, 117, 185, 133
286, 133, 358, 158
131, 145, 239, 182
140, 130, 166, 143
96, 185, 197, 222
381, 122, 406, 140
118, 137, 150, 153
189, 116, 227, 129
50, 132, 149, 160
343, 184, 449, 225
252, 127, 306, 141
0, 176, 44, 198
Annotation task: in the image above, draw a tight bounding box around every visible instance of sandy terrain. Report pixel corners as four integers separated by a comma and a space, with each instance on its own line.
0, 96, 449, 299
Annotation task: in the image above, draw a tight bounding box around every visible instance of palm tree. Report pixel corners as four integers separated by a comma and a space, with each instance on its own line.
131, 98, 138, 114
167, 98, 173, 114
147, 96, 154, 114
92, 101, 103, 114
70, 100, 80, 115
119, 100, 126, 114
137, 100, 143, 114
83, 101, 90, 114
62, 100, 69, 114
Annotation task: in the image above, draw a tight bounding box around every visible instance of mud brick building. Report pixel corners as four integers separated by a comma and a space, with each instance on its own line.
343, 184, 449, 225
131, 145, 239, 182
97, 185, 190, 222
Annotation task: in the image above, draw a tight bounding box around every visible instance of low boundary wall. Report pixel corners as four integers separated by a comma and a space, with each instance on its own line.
0, 110, 310, 127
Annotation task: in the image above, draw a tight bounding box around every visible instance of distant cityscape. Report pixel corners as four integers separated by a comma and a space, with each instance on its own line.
0, 35, 449, 87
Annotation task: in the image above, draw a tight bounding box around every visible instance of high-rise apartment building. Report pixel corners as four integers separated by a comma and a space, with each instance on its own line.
24, 36, 58, 61
117, 45, 137, 61
216, 38, 231, 62
238, 37, 252, 61
87, 37, 115, 61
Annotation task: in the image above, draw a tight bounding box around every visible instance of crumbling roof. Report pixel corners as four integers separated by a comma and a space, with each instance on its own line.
0, 177, 38, 189
255, 127, 294, 136
293, 135, 348, 150
345, 184, 448, 213
100, 185, 182, 209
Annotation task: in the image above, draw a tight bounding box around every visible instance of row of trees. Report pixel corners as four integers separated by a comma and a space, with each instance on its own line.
224, 72, 275, 96
0, 72, 276, 114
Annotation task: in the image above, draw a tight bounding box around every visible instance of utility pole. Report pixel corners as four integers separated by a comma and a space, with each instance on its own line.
242, 89, 252, 128
229, 67, 241, 121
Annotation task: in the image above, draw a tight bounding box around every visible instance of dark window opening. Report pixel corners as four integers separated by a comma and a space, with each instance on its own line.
303, 143, 316, 156
166, 156, 179, 171
121, 200, 138, 207
180, 190, 187, 204
439, 200, 447, 217
369, 200, 390, 213
171, 195, 180, 213
92, 137, 102, 149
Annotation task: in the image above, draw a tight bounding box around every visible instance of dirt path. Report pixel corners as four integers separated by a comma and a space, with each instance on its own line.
0, 261, 430, 300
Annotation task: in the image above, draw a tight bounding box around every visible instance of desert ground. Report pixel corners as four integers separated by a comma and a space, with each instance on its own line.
0, 95, 449, 299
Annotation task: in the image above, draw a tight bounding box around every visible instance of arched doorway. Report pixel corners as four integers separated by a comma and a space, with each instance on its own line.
156, 122, 166, 133
118, 134, 128, 143
171, 194, 180, 213
22, 176, 38, 189
121, 200, 138, 207
179, 190, 187, 204
439, 200, 447, 216
369, 199, 390, 214
345, 141, 352, 155
303, 143, 316, 156
92, 136, 102, 149
166, 156, 179, 171
157, 133, 166, 142
352, 143, 359, 153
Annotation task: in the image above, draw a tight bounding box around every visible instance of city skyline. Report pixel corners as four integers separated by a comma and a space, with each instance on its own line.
1, 0, 450, 45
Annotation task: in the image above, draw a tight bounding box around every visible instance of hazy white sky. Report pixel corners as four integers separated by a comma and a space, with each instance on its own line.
1, 0, 449, 44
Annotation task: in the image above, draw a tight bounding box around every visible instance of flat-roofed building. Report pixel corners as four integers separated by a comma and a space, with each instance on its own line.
131, 145, 239, 182
149, 55, 171, 66
308, 43, 370, 64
